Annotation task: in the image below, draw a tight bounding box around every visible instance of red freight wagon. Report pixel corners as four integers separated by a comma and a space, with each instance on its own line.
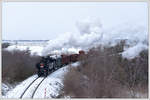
70, 54, 79, 62
61, 54, 71, 65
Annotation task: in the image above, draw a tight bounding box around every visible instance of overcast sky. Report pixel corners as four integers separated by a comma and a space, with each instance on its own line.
2, 2, 148, 40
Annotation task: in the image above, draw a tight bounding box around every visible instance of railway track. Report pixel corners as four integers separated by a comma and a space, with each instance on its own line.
20, 76, 46, 99
31, 78, 45, 98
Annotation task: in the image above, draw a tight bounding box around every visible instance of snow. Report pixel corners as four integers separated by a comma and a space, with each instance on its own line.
34, 62, 79, 98
122, 43, 148, 59
22, 77, 44, 98
33, 77, 63, 98
42, 17, 148, 59
2, 83, 13, 96
4, 75, 38, 98
5, 45, 44, 56
2, 84, 9, 95
3, 62, 79, 99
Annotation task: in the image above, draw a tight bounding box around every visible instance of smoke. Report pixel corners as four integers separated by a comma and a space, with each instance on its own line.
42, 17, 148, 59
42, 17, 103, 56
101, 22, 148, 46
76, 17, 103, 35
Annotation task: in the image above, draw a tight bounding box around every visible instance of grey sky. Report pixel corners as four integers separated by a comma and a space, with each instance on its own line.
2, 2, 148, 40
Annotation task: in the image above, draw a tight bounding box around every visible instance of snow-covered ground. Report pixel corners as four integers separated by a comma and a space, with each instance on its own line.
2, 83, 14, 96
5, 45, 44, 56
3, 62, 79, 99
3, 75, 38, 98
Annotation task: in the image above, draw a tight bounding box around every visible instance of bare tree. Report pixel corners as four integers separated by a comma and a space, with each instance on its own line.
2, 50, 41, 84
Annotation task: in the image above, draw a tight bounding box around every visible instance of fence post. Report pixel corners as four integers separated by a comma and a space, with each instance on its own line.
44, 88, 47, 98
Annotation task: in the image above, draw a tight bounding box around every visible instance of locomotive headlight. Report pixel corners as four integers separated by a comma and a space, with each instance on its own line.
40, 65, 44, 68
40, 63, 44, 68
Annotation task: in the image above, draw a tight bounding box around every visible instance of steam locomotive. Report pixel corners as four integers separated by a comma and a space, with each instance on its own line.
36, 50, 85, 77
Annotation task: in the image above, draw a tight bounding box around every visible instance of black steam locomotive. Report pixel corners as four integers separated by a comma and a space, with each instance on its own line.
36, 55, 62, 77
36, 51, 85, 77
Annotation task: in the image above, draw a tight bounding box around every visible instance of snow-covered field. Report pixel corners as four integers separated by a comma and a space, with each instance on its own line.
3, 62, 79, 99
3, 75, 38, 98
5, 45, 44, 56
2, 83, 14, 96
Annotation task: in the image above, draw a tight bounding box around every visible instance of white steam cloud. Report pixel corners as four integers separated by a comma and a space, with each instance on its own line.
42, 17, 104, 56
42, 17, 148, 59
76, 17, 103, 34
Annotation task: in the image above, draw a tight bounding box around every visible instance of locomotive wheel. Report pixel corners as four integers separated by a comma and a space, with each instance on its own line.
55, 67, 58, 70
45, 72, 48, 77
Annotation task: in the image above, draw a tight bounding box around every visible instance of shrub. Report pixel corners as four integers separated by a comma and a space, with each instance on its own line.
63, 43, 124, 98
63, 41, 148, 98
2, 50, 41, 84
114, 49, 148, 97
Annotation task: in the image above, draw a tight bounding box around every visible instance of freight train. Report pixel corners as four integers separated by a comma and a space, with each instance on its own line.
36, 50, 85, 77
